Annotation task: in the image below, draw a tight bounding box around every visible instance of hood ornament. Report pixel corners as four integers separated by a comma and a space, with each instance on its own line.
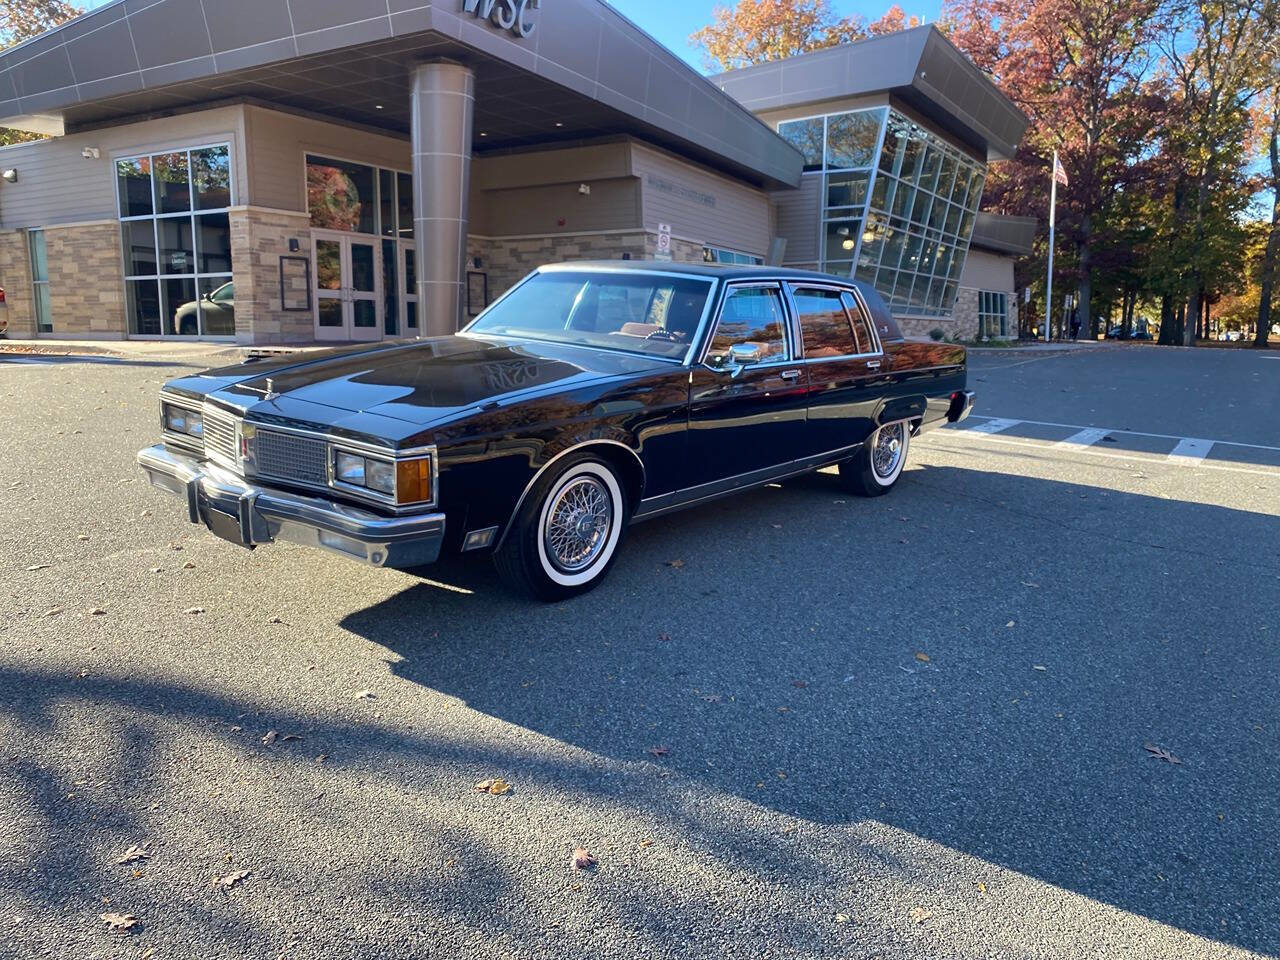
263, 378, 280, 402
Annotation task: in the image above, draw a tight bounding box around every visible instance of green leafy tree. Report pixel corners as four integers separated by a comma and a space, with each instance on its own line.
1, 0, 82, 145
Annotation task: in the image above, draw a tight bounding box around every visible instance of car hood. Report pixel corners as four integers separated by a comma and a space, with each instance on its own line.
206, 335, 668, 427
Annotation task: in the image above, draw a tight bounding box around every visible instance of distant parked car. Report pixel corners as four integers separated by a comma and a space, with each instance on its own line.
174, 282, 235, 336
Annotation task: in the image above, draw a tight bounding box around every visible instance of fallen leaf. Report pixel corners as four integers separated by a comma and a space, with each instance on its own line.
646, 745, 671, 758
1006, 620, 1016, 628
182, 561, 196, 569
267, 616, 289, 625
149, 567, 163, 574
571, 847, 597, 871
474, 777, 511, 795
77, 535, 90, 542
25, 564, 51, 571
657, 632, 672, 643
444, 857, 459, 868
639, 838, 653, 848
777, 706, 791, 713
1021, 581, 1040, 588
214, 869, 250, 891
977, 881, 988, 895
89, 608, 107, 616
664, 559, 685, 569
262, 731, 278, 745
1033, 665, 1047, 672
835, 912, 851, 923
44, 607, 63, 617
115, 845, 149, 865
280, 734, 303, 742
184, 607, 205, 615
791, 680, 808, 688
100, 912, 138, 932
770, 523, 783, 529
914, 652, 931, 663
1144, 742, 1182, 765
909, 906, 932, 924
354, 690, 376, 700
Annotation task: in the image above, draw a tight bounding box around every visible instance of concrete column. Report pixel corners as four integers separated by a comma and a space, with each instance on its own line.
410, 60, 474, 336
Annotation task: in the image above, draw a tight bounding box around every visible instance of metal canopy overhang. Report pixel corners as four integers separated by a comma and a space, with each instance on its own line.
0, 0, 803, 190
710, 25, 1028, 163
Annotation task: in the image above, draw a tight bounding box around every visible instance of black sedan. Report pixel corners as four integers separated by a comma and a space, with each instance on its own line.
138, 262, 974, 600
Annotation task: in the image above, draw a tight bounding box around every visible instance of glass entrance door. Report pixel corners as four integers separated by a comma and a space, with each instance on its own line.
312, 231, 383, 342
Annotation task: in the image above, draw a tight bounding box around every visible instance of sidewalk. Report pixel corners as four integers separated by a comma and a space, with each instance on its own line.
968, 339, 1109, 352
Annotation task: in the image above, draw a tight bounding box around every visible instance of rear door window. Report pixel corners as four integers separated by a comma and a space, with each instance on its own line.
792, 287, 857, 358
842, 291, 878, 354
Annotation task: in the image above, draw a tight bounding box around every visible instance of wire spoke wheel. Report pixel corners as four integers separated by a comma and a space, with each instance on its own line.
542, 475, 614, 573
872, 422, 906, 480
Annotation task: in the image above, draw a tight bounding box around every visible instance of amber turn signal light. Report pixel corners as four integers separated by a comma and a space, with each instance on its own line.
395, 456, 433, 505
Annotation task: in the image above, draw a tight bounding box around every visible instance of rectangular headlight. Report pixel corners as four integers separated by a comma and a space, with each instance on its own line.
163, 403, 203, 438
335, 451, 366, 485
366, 459, 395, 495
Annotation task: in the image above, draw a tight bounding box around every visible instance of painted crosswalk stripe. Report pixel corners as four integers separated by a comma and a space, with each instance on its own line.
1168, 437, 1212, 463
968, 418, 1021, 435
1054, 427, 1110, 449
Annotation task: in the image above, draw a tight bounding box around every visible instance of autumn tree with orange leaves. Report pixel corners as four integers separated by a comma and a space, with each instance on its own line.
692, 0, 921, 71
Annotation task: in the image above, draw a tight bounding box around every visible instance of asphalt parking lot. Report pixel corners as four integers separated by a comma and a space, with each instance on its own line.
1, 343, 1277, 959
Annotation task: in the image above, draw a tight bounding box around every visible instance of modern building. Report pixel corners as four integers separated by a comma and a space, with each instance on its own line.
0, 2, 1030, 345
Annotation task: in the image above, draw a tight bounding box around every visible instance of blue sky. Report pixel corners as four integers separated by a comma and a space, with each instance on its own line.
606, 1, 942, 70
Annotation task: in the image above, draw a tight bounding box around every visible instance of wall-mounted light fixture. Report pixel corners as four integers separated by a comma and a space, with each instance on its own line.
578, 183, 591, 196
837, 226, 854, 251
80, 146, 100, 159
1, 169, 17, 183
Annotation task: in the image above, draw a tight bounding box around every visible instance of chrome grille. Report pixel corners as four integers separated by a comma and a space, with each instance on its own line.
254, 430, 329, 486
202, 404, 239, 464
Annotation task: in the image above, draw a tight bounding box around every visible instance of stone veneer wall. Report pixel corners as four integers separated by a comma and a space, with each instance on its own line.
0, 222, 125, 338
466, 230, 705, 314
895, 313, 968, 341
43, 222, 126, 337
0, 229, 36, 337
229, 207, 314, 343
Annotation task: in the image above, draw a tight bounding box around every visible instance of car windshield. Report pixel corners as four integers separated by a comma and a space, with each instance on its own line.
466, 271, 714, 360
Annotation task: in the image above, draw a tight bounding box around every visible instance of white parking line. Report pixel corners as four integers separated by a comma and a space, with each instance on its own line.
931, 416, 1280, 479
1054, 427, 1111, 449
968, 418, 1021, 434
1168, 437, 1212, 463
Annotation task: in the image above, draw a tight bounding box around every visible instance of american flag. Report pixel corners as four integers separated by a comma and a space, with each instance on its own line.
1053, 153, 1069, 187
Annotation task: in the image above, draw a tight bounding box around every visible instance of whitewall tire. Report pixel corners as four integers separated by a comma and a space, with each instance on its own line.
839, 421, 909, 497
495, 454, 629, 600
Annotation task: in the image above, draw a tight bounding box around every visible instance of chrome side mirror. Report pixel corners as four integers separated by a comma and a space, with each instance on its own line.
728, 343, 763, 366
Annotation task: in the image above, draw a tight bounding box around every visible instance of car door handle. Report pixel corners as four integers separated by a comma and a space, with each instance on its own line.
780, 369, 802, 381
866, 359, 881, 370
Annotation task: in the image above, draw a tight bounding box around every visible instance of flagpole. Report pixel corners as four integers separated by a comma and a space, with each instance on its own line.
1045, 150, 1057, 343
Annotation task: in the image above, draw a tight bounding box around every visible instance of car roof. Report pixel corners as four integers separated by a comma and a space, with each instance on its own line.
541, 259, 860, 285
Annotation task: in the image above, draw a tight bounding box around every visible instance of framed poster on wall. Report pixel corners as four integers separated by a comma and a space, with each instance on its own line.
279, 256, 312, 312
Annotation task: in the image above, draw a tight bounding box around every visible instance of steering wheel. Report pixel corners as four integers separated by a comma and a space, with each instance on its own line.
644, 329, 682, 343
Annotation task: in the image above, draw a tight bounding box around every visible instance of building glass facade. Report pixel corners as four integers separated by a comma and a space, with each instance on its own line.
117, 144, 234, 337
779, 107, 986, 318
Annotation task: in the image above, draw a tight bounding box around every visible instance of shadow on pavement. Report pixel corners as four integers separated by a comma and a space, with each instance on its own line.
338, 465, 1280, 955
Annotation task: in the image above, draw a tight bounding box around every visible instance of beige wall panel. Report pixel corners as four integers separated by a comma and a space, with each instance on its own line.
471, 142, 632, 191
243, 105, 411, 213
482, 178, 640, 237
772, 176, 822, 265
958, 248, 1015, 291
632, 143, 770, 257
755, 92, 890, 129
0, 105, 247, 229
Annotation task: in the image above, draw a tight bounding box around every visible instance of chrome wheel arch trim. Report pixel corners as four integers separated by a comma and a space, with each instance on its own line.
495, 438, 645, 550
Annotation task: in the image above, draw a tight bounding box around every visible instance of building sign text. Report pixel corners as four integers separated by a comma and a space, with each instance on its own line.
461, 0, 540, 38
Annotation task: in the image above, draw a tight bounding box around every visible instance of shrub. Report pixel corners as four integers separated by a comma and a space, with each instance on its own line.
929, 328, 945, 341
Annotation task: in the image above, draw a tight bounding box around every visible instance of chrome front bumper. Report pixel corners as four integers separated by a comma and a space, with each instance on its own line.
136, 444, 445, 569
